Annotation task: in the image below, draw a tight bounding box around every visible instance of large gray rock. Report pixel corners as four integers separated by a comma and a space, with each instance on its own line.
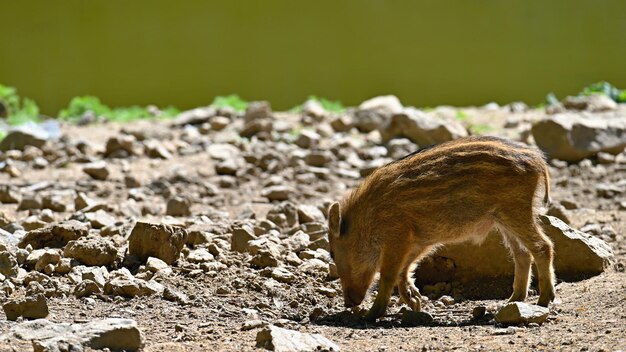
532, 113, 626, 162
354, 95, 403, 132
414, 215, 614, 297
540, 215, 614, 279
3, 294, 48, 321
256, 325, 340, 352
495, 302, 549, 326
19, 221, 89, 249
64, 236, 118, 266
4, 318, 142, 351
128, 222, 188, 265
379, 108, 468, 146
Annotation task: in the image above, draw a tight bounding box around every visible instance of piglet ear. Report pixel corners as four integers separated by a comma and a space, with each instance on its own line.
328, 202, 341, 239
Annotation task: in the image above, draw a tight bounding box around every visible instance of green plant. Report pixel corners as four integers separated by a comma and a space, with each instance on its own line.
469, 123, 495, 135
59, 96, 179, 122
58, 96, 110, 122
211, 95, 248, 112
545, 92, 559, 106
579, 81, 625, 102
0, 84, 41, 125
455, 110, 469, 121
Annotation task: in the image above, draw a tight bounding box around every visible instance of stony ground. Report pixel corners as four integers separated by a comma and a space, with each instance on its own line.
0, 98, 625, 351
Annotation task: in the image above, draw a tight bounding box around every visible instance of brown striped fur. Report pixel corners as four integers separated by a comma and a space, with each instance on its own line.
328, 136, 556, 321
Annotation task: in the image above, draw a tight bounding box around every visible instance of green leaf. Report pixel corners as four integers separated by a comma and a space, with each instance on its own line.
59, 96, 111, 122
0, 84, 41, 125
211, 95, 248, 112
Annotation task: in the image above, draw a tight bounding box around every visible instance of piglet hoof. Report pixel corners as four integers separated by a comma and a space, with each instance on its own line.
407, 297, 421, 312
537, 292, 556, 307
364, 305, 386, 322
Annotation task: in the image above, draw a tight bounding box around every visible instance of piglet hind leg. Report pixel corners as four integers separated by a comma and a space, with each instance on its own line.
398, 263, 423, 312
500, 211, 556, 307
501, 231, 533, 302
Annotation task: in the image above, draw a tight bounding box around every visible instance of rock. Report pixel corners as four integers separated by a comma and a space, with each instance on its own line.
104, 135, 138, 157
166, 196, 192, 217
413, 215, 614, 296
83, 161, 110, 180
244, 101, 272, 122
0, 251, 18, 277
215, 159, 240, 175
240, 119, 273, 138
495, 302, 549, 326
128, 222, 188, 265
68, 266, 108, 287
401, 310, 434, 327
210, 115, 230, 130
299, 259, 328, 275
144, 140, 172, 159
354, 95, 403, 132
231, 225, 257, 253
0, 185, 21, 203
7, 318, 142, 351
294, 130, 321, 149
302, 99, 326, 120
271, 267, 296, 283
379, 107, 468, 146
546, 203, 571, 224
261, 186, 293, 201
249, 250, 280, 268
172, 106, 216, 126
104, 277, 163, 297
19, 221, 89, 249
531, 113, 626, 162
296, 205, 325, 224
64, 236, 118, 266
540, 215, 614, 279
207, 143, 241, 160
85, 210, 116, 229
186, 248, 214, 263
472, 306, 487, 320
330, 115, 353, 132
242, 319, 266, 331
439, 295, 455, 305
41, 194, 66, 212
22, 216, 47, 231
3, 294, 48, 320
163, 286, 189, 304
284, 230, 310, 252
0, 129, 46, 151
562, 94, 618, 112
256, 325, 340, 352
266, 202, 299, 229
74, 279, 102, 298
145, 257, 169, 272
18, 194, 42, 211
124, 175, 142, 188
34, 251, 61, 272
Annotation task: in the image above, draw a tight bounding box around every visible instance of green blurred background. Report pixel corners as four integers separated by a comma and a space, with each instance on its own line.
2, 0, 626, 115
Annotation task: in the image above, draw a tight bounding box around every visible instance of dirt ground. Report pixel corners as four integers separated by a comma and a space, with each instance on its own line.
0, 106, 625, 351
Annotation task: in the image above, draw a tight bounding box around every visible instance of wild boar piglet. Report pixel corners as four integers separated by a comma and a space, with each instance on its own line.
327, 136, 556, 321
